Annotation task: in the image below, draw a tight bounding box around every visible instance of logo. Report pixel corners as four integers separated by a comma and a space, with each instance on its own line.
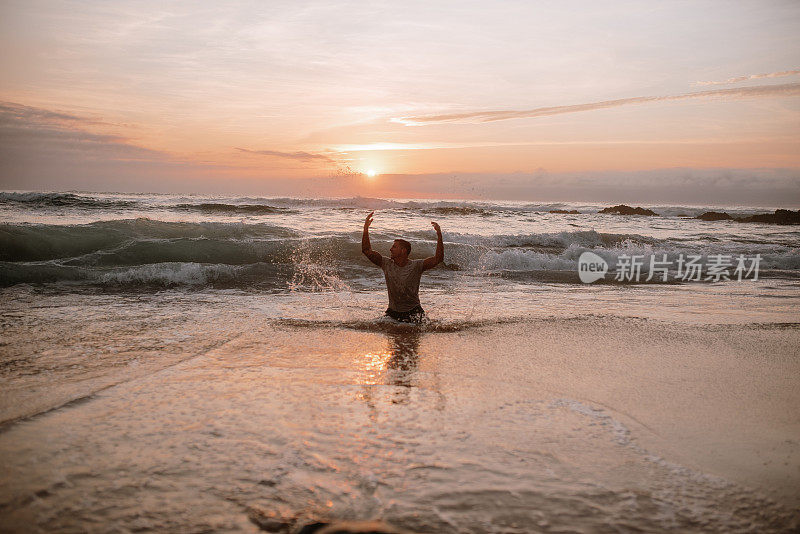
576, 252, 761, 283
578, 251, 608, 283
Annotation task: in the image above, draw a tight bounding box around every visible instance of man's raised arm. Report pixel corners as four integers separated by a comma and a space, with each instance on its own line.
422, 221, 444, 271
362, 211, 383, 267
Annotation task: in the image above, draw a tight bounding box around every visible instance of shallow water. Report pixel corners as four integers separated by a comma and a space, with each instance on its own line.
2, 309, 799, 532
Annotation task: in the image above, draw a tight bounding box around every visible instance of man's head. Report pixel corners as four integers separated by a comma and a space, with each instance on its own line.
390, 239, 411, 260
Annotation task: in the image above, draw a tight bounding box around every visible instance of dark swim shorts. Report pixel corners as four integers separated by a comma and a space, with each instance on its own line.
385, 305, 425, 323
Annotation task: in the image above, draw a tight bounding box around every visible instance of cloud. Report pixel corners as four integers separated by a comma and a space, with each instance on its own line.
235, 147, 335, 163
0, 101, 168, 162
694, 69, 800, 86
0, 101, 110, 128
0, 101, 73, 127
392, 83, 800, 125
0, 101, 230, 192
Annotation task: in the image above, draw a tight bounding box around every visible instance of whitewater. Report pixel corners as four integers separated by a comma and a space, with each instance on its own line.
2, 191, 799, 290
1, 191, 799, 533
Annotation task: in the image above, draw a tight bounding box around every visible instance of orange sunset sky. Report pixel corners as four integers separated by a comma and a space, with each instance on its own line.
1, 0, 799, 204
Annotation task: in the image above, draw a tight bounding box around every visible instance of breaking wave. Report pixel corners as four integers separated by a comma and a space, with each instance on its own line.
173, 203, 296, 215
1, 218, 798, 289
0, 191, 138, 210
0, 219, 300, 262
2, 192, 792, 221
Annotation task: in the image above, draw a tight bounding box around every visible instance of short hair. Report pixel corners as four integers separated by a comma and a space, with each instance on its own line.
394, 239, 411, 255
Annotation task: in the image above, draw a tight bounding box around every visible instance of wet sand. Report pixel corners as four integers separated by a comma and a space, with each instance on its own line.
1, 313, 798, 532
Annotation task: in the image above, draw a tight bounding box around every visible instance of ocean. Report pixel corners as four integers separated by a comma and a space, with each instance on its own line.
1, 191, 799, 532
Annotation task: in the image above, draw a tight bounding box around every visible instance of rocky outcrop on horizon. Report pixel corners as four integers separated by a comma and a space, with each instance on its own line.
598, 205, 659, 216
696, 211, 734, 221
695, 209, 800, 225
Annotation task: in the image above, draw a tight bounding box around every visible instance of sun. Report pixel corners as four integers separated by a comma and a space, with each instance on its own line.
366, 169, 376, 177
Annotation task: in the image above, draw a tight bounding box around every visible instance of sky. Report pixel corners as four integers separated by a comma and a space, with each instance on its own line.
1, 0, 799, 204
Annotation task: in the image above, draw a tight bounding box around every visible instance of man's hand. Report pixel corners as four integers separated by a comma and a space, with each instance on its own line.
423, 221, 444, 271
362, 211, 382, 267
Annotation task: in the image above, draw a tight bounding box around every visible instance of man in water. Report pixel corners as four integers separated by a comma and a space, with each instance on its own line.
362, 211, 444, 323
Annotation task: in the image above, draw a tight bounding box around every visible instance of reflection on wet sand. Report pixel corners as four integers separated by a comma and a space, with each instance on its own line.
385, 331, 421, 386
355, 330, 422, 408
